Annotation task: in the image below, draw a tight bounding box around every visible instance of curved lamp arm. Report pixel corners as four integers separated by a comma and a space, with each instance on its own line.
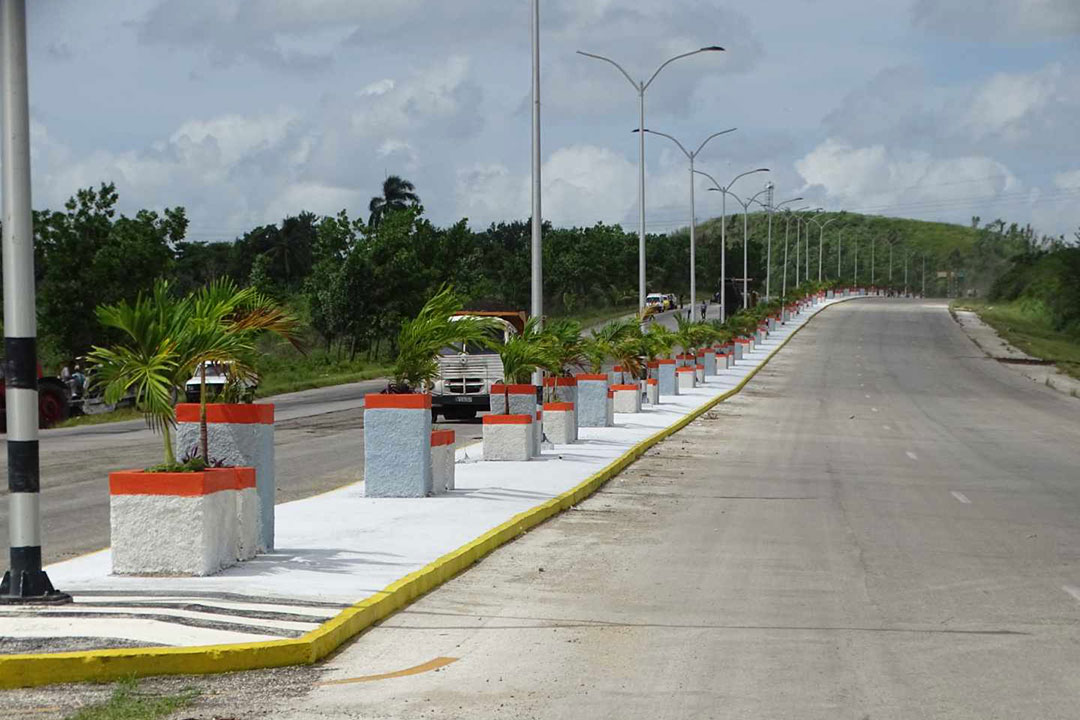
576, 50, 639, 91
643, 46, 725, 91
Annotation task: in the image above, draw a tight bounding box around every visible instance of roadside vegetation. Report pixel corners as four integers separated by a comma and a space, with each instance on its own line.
954, 241, 1080, 379
65, 679, 197, 720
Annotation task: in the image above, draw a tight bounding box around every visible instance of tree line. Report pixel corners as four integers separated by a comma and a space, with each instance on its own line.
10, 177, 1076, 369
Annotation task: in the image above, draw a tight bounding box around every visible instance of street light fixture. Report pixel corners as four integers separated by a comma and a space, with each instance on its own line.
712, 185, 770, 309
694, 168, 769, 321
807, 213, 842, 282
635, 127, 736, 307
752, 193, 803, 300
781, 206, 809, 300
577, 46, 726, 312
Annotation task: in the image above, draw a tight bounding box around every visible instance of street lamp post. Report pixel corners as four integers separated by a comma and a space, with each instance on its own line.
854, 236, 858, 286
871, 237, 875, 285
807, 215, 840, 284
1, 0, 70, 604
694, 168, 768, 321
530, 0, 542, 323
638, 128, 736, 308
781, 206, 809, 301
577, 46, 725, 312
754, 193, 803, 301
837, 231, 842, 280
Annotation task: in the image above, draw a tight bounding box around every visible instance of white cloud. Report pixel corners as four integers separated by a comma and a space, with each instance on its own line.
957, 65, 1063, 141
795, 139, 1020, 218
912, 0, 1080, 39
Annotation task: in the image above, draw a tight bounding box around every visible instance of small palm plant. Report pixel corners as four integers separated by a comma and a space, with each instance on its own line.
541, 318, 586, 377
392, 285, 495, 392
86, 282, 198, 470
646, 323, 677, 359
492, 320, 553, 412
187, 279, 303, 462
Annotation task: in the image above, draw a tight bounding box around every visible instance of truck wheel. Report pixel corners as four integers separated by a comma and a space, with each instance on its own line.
38, 384, 70, 428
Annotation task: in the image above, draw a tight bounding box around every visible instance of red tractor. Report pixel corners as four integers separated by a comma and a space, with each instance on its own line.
0, 364, 71, 432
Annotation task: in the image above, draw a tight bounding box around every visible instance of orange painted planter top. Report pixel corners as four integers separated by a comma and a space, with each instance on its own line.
175, 403, 273, 425
543, 377, 578, 387
646, 378, 658, 385
676, 366, 696, 373
647, 361, 660, 368
109, 467, 240, 497
676, 354, 695, 361
490, 383, 537, 395
610, 384, 638, 391
234, 467, 256, 490
657, 359, 677, 365
543, 401, 574, 411
430, 429, 455, 447
483, 414, 533, 425
364, 393, 432, 410
575, 374, 609, 381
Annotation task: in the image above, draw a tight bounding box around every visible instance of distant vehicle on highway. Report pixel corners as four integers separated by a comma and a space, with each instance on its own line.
431, 309, 527, 422
185, 361, 257, 403
645, 294, 665, 313
663, 293, 677, 310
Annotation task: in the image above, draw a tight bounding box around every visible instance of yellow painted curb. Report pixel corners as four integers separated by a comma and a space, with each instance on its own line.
0, 298, 855, 689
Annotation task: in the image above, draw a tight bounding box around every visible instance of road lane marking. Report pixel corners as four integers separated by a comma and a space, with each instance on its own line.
906, 451, 919, 461
318, 656, 459, 686
950, 491, 972, 505
1064, 586, 1080, 604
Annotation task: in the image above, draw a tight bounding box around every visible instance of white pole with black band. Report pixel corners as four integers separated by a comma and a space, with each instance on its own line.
1, 0, 69, 604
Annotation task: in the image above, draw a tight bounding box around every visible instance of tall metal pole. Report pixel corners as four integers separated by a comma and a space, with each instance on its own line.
871, 237, 875, 285
742, 208, 749, 308
837, 231, 842, 280
782, 214, 791, 299
818, 225, 825, 282
720, 192, 726, 322
1, 0, 69, 604
854, 236, 858, 286
637, 88, 645, 310
795, 217, 801, 286
904, 252, 909, 294
922, 254, 926, 296
530, 0, 542, 326
889, 243, 894, 282
805, 218, 810, 281
764, 184, 774, 299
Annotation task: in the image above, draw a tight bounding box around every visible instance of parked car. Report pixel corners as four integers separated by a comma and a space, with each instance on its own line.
645, 294, 665, 313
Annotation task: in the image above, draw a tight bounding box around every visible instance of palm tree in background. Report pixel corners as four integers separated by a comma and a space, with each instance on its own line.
368, 175, 420, 229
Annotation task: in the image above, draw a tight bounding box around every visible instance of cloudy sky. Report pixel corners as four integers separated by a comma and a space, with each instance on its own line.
17, 0, 1080, 241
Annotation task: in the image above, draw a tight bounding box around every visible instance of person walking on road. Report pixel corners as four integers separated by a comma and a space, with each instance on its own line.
700, 300, 707, 321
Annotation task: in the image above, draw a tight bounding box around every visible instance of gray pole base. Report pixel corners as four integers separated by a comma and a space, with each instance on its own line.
0, 569, 72, 605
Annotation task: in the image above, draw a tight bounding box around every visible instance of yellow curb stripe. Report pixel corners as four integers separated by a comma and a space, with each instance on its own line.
0, 298, 855, 689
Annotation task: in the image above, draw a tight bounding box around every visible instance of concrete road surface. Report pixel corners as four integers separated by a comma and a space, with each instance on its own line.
258, 299, 1080, 720
0, 378, 484, 564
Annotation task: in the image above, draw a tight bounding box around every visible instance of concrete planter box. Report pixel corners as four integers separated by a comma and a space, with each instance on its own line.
693, 364, 704, 384
677, 366, 696, 390
697, 350, 716, 376
490, 384, 539, 416
483, 414, 533, 461
733, 342, 744, 361
430, 430, 455, 493
676, 353, 696, 368
606, 390, 614, 426
364, 393, 432, 498
535, 410, 543, 454
657, 359, 678, 396
645, 378, 659, 405
574, 374, 611, 428
543, 402, 576, 444
543, 378, 577, 445
110, 467, 243, 576
611, 384, 641, 413
609, 366, 626, 386
646, 360, 660, 381
175, 403, 275, 552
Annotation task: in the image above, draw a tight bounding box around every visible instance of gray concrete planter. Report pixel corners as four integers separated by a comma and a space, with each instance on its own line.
656, 359, 678, 396
574, 374, 611, 427
364, 393, 433, 497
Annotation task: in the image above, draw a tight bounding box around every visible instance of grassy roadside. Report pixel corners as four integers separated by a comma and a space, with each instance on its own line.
55, 407, 142, 429
66, 679, 197, 720
952, 298, 1080, 380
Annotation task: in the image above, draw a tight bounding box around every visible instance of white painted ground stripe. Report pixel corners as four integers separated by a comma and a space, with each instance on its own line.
0, 617, 278, 647
1063, 586, 1080, 604
0, 605, 320, 632
950, 491, 972, 505
69, 596, 341, 618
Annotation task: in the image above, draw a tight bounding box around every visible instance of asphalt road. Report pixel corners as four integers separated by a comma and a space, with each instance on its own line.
0, 378, 485, 564
261, 299, 1080, 720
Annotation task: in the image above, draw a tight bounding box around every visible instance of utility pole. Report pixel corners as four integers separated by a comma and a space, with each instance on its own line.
854, 236, 858, 286
889, 243, 893, 282
837, 231, 842, 280
904, 252, 909, 295
922, 254, 926, 297
1, 0, 70, 604
871, 237, 875, 285
530, 0, 542, 328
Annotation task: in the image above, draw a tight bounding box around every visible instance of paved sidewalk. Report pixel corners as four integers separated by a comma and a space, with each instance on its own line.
0, 298, 847, 656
